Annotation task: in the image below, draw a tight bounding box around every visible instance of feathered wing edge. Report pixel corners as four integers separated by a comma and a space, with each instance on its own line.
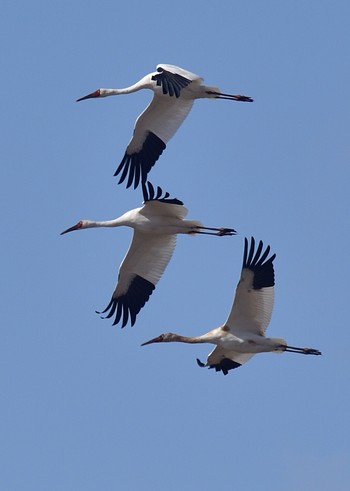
243, 237, 276, 290
114, 132, 166, 189
142, 181, 183, 205
96, 275, 155, 328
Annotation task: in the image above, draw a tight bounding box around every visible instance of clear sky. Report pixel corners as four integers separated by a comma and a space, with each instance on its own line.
1, 1, 349, 490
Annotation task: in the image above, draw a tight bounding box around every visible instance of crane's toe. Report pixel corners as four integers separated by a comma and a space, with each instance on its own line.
304, 348, 322, 355
218, 228, 237, 236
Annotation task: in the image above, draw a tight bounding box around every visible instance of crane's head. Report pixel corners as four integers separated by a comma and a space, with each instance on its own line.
76, 88, 112, 102
141, 333, 177, 346
61, 220, 90, 235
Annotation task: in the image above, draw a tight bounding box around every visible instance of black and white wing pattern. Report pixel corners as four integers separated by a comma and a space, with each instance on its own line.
197, 347, 255, 375
97, 231, 177, 327
151, 65, 194, 97
114, 65, 200, 189
225, 237, 276, 336
142, 181, 183, 205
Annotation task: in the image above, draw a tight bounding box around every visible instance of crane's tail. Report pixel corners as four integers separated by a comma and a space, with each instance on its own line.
273, 338, 288, 353
188, 220, 204, 231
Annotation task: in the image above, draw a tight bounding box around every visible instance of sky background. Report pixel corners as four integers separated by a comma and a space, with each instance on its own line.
1, 1, 349, 490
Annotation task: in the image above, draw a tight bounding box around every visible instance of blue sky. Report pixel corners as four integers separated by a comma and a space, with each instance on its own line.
1, 1, 349, 490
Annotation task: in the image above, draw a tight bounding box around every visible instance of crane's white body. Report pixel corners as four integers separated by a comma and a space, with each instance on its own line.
77, 64, 253, 189
142, 238, 321, 375
61, 191, 236, 328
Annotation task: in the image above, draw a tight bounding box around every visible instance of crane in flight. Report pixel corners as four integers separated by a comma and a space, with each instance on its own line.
142, 237, 321, 375
61, 183, 236, 328
77, 64, 253, 189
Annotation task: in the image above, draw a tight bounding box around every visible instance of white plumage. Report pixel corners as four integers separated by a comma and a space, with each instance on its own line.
61, 184, 236, 328
142, 237, 321, 375
77, 64, 253, 189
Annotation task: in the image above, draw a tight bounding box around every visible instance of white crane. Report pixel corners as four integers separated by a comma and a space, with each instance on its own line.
61, 183, 236, 328
142, 237, 321, 375
77, 63, 253, 189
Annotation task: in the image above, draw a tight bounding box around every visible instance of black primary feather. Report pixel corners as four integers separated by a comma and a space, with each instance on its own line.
142, 182, 183, 206
151, 68, 192, 98
196, 358, 242, 376
96, 275, 155, 328
243, 237, 276, 290
114, 132, 166, 189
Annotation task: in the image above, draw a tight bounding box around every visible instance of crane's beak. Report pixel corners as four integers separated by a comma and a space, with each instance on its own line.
60, 221, 83, 235
141, 335, 163, 346
76, 89, 100, 102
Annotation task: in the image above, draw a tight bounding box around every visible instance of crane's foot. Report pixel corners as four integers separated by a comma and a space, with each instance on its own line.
303, 348, 322, 356
217, 227, 237, 236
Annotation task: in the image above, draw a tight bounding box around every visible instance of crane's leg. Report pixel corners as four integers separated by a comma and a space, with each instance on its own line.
206, 91, 253, 102
282, 345, 322, 355
193, 226, 237, 236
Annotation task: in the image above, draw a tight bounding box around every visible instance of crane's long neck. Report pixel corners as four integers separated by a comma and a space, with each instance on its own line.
103, 76, 152, 96
171, 330, 222, 344
142, 332, 217, 346
83, 217, 127, 229
169, 334, 208, 344
141, 332, 216, 346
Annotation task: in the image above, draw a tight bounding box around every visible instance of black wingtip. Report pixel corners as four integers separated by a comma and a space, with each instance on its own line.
96, 276, 155, 328
142, 181, 183, 205
242, 237, 276, 289
196, 358, 206, 367
115, 133, 166, 189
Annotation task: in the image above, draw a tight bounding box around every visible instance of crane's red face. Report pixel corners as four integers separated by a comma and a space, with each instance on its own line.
61, 220, 84, 235
76, 89, 101, 102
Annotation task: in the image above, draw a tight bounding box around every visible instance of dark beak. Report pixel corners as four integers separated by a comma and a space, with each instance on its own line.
60, 222, 82, 235
141, 335, 163, 346
76, 89, 100, 102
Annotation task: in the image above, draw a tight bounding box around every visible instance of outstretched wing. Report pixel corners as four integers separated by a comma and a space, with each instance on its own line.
197, 346, 256, 375
225, 237, 276, 336
98, 231, 177, 327
114, 95, 194, 189
114, 64, 201, 189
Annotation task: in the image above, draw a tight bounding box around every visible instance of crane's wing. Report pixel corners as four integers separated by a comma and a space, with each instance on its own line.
114, 95, 194, 189
224, 237, 276, 336
197, 346, 256, 375
97, 230, 176, 328
153, 64, 203, 94
114, 66, 198, 189
141, 182, 185, 208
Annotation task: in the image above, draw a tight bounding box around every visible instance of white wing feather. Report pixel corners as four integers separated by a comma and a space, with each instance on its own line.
140, 200, 188, 219
224, 268, 275, 336
114, 231, 176, 296
127, 95, 194, 153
